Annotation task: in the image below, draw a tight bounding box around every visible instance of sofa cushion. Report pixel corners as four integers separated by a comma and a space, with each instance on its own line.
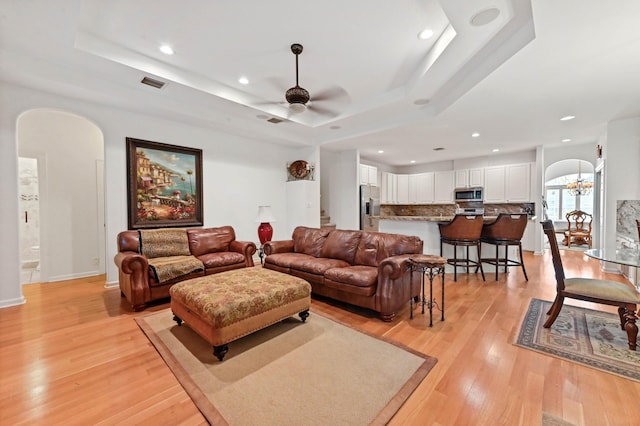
267, 253, 350, 274
320, 230, 362, 264
354, 235, 379, 267
354, 232, 422, 266
323, 266, 378, 297
292, 226, 331, 257
187, 226, 236, 256
324, 265, 378, 288
197, 251, 246, 269
139, 229, 190, 258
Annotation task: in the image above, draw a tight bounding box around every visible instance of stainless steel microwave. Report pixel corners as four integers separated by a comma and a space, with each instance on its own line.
454, 187, 483, 202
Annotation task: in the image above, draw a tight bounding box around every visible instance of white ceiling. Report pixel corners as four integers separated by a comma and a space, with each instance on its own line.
2, 0, 640, 166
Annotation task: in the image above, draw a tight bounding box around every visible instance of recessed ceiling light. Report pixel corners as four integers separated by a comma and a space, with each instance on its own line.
410, 160, 416, 164
471, 132, 480, 138
238, 76, 249, 85
418, 29, 434, 40
560, 115, 575, 121
433, 147, 445, 151
492, 148, 500, 152
470, 8, 500, 26
377, 150, 384, 154
562, 138, 572, 143
159, 45, 174, 55
414, 98, 430, 105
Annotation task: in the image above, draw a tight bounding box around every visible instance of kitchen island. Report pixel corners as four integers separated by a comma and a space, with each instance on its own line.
378, 215, 536, 270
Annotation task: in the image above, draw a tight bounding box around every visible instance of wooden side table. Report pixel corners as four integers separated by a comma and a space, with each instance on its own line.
408, 255, 446, 327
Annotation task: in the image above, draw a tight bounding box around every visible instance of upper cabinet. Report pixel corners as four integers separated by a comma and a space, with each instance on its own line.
505, 163, 531, 202
378, 162, 531, 204
454, 168, 484, 188
396, 174, 409, 204
434, 170, 455, 203
484, 166, 506, 202
484, 163, 532, 202
359, 164, 378, 186
381, 172, 397, 203
410, 172, 435, 204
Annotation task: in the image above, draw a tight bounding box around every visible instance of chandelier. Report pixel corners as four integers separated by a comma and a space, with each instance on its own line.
566, 160, 593, 196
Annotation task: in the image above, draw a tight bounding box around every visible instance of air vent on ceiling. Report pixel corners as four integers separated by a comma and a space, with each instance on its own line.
140, 76, 166, 89
267, 117, 284, 124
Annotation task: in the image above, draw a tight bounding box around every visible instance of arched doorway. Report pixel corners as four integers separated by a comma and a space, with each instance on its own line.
17, 109, 105, 284
544, 159, 595, 250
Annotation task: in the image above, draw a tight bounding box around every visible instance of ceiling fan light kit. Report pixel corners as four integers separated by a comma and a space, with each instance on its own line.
285, 43, 311, 110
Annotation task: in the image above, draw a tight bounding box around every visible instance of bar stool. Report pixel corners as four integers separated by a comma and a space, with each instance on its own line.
438, 214, 485, 282
480, 213, 528, 281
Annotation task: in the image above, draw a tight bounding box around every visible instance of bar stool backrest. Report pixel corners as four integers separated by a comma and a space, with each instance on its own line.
481, 213, 528, 242
438, 214, 483, 241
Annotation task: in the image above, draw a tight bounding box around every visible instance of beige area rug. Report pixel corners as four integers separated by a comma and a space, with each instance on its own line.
516, 298, 640, 382
136, 309, 437, 425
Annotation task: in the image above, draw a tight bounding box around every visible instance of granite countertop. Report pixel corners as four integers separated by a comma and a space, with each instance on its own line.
377, 215, 537, 222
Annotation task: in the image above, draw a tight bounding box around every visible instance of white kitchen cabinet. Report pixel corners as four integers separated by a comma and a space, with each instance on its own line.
455, 170, 468, 188
396, 174, 409, 204
359, 164, 378, 186
505, 163, 531, 202
416, 172, 435, 203
381, 172, 397, 203
469, 168, 484, 187
434, 170, 455, 203
484, 166, 506, 202
455, 168, 484, 188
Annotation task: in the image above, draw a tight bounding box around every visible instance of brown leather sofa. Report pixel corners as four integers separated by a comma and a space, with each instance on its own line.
263, 226, 423, 321
114, 226, 256, 311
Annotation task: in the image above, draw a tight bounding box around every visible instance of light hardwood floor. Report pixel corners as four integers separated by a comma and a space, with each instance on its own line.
2, 250, 639, 425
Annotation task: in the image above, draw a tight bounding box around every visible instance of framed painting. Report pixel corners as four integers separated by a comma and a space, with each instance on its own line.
126, 137, 203, 229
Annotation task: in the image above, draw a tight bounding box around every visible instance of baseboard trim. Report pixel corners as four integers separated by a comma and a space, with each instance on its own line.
0, 296, 26, 309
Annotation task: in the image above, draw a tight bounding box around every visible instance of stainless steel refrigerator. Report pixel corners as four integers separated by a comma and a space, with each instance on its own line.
360, 185, 380, 231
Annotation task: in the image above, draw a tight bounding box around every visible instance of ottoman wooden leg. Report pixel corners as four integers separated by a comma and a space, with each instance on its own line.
299, 309, 310, 323
173, 314, 182, 326
214, 344, 229, 361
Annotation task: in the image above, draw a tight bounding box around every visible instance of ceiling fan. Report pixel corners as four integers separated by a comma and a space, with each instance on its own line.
280, 43, 347, 116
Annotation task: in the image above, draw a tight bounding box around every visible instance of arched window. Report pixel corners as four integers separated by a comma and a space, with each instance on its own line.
545, 173, 593, 221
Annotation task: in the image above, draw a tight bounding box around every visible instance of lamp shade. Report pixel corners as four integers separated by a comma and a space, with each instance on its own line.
256, 205, 276, 223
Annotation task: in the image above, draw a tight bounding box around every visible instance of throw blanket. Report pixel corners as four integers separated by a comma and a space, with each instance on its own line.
139, 229, 203, 283
139, 229, 191, 258
147, 255, 204, 283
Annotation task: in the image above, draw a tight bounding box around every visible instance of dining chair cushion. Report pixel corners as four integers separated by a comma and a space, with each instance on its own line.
565, 278, 640, 304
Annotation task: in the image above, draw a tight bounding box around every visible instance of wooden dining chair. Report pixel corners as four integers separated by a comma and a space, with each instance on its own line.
564, 210, 592, 248
541, 220, 640, 350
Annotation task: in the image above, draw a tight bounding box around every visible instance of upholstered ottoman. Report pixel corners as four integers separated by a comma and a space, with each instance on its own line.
169, 267, 311, 361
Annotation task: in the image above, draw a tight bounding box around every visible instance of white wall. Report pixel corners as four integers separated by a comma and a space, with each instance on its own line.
18, 109, 104, 282
323, 149, 359, 230
603, 117, 640, 252
0, 82, 305, 307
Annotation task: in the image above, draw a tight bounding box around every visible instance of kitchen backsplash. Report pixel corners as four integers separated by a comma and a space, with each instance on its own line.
380, 203, 535, 217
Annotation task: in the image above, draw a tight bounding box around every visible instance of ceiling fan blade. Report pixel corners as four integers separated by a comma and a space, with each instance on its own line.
311, 86, 349, 103
307, 104, 339, 117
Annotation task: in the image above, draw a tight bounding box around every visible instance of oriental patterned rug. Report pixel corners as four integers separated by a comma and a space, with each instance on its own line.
136, 309, 437, 425
516, 298, 640, 382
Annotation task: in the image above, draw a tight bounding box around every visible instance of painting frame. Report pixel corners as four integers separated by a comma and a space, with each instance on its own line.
126, 137, 203, 230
